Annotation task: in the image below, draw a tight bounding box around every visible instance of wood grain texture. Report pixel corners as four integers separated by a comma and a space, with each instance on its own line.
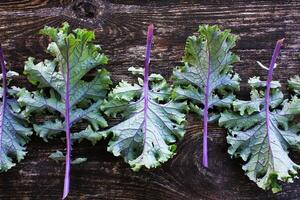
0, 0, 300, 199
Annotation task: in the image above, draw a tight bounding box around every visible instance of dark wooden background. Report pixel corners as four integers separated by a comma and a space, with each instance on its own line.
0, 0, 300, 199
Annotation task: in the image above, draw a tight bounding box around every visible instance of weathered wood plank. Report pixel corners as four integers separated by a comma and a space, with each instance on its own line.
0, 0, 300, 199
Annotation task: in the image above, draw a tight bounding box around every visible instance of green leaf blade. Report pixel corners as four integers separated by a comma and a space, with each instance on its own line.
221, 75, 300, 192
172, 25, 240, 167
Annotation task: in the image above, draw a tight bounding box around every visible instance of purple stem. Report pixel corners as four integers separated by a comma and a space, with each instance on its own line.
0, 44, 7, 150
202, 53, 211, 168
142, 24, 154, 148
63, 40, 71, 200
265, 39, 284, 151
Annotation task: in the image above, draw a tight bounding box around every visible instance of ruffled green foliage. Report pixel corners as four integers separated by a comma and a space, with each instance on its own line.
17, 22, 111, 141
172, 25, 240, 120
85, 68, 188, 171
0, 72, 32, 172
49, 150, 87, 164
288, 75, 300, 95
220, 77, 300, 193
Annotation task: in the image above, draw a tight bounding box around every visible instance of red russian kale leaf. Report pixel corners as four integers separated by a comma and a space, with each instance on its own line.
219, 40, 300, 192
0, 45, 32, 172
17, 23, 111, 198
172, 25, 240, 167
79, 25, 188, 171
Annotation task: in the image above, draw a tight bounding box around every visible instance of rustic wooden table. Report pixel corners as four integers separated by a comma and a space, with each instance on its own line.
0, 0, 300, 199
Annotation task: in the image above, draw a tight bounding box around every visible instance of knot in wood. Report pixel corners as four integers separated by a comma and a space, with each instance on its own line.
73, 0, 97, 18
